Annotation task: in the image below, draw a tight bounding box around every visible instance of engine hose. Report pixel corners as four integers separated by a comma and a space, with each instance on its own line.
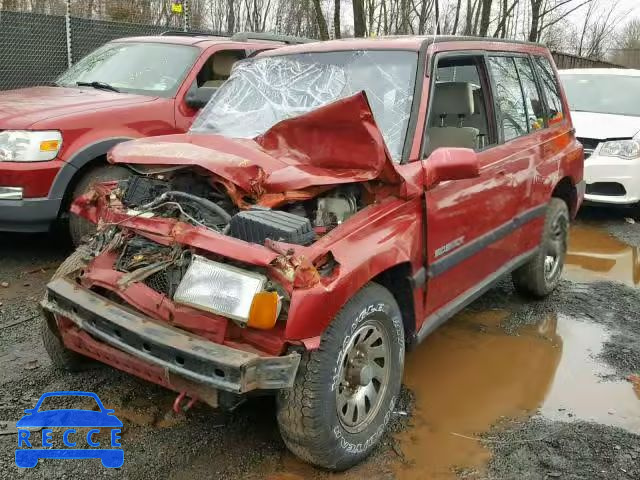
146, 191, 232, 223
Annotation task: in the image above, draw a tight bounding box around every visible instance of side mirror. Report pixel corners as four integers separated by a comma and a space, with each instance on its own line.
423, 147, 480, 188
185, 87, 217, 109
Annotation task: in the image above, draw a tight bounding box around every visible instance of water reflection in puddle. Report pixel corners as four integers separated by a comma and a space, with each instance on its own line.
565, 225, 640, 287
393, 310, 639, 479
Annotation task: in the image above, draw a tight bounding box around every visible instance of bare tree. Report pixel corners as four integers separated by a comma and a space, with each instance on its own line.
353, 0, 366, 36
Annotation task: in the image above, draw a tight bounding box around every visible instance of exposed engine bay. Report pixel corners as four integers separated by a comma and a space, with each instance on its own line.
78, 168, 364, 329
114, 168, 362, 246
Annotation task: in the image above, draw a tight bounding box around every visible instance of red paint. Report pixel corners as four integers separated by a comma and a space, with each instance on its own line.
57, 38, 583, 383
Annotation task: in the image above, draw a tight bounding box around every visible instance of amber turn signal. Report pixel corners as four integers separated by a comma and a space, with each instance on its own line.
247, 291, 280, 330
39, 140, 61, 152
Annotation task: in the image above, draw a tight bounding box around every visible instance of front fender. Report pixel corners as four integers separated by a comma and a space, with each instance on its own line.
284, 197, 424, 341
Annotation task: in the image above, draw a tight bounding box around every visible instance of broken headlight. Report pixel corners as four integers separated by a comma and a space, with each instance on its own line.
173, 255, 266, 323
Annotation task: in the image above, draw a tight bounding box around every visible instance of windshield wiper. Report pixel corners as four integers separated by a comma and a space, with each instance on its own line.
76, 81, 120, 93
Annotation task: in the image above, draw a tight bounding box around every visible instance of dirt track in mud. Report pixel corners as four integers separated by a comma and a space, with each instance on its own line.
0, 206, 638, 479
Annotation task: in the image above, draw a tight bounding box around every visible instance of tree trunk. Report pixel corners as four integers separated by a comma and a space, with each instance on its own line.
434, 0, 441, 34
479, 0, 493, 37
313, 0, 330, 39
452, 0, 463, 35
473, 0, 482, 35
334, 0, 341, 38
353, 0, 367, 37
529, 0, 542, 42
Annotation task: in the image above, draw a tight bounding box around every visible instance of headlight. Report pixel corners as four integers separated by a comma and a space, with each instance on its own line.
599, 139, 640, 160
0, 130, 62, 162
173, 255, 269, 324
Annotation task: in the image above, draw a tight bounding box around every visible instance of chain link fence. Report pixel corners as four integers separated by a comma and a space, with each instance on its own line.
0, 0, 197, 91
0, 0, 629, 92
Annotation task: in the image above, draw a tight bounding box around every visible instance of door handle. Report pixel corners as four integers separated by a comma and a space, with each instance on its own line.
497, 169, 506, 176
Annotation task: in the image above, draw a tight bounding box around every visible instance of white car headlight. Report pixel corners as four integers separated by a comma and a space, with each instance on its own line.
173, 255, 267, 323
0, 130, 62, 162
598, 139, 640, 160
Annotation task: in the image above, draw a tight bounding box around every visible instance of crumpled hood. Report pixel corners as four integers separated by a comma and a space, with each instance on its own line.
0, 86, 154, 129
109, 92, 403, 197
571, 111, 640, 140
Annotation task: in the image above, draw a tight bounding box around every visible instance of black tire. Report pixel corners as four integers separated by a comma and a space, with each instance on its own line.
276, 283, 405, 470
512, 198, 570, 298
69, 165, 131, 246
41, 245, 91, 372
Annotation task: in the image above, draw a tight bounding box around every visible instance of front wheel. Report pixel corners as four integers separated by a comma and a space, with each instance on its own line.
512, 198, 570, 298
276, 283, 405, 470
69, 165, 132, 246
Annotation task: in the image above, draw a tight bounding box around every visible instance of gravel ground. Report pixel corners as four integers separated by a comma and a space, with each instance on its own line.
485, 418, 640, 480
0, 207, 638, 479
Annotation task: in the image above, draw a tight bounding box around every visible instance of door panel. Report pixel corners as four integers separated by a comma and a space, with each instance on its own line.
423, 147, 519, 320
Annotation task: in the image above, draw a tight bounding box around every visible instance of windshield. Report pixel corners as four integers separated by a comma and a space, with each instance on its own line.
57, 42, 199, 97
560, 73, 640, 117
190, 50, 418, 162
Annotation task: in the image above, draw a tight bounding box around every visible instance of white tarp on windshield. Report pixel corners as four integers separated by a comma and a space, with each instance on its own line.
190, 51, 417, 162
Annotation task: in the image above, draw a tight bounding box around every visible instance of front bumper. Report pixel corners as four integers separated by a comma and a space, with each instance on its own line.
42, 278, 300, 394
584, 154, 640, 205
0, 197, 61, 232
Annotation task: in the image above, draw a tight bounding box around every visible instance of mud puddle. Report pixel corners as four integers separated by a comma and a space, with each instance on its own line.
393, 309, 640, 479
565, 225, 640, 287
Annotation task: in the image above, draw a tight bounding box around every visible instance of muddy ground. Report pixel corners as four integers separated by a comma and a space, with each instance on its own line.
0, 205, 638, 479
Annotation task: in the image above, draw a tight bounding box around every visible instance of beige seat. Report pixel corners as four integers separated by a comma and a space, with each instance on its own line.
425, 82, 479, 156
202, 51, 244, 88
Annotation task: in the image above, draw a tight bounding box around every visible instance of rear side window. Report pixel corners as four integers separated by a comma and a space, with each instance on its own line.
488, 56, 528, 141
513, 57, 545, 131
533, 56, 564, 125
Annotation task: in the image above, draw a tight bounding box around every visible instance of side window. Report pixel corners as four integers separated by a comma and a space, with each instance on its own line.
424, 55, 495, 157
196, 49, 246, 88
533, 56, 565, 125
488, 56, 528, 141
513, 57, 545, 131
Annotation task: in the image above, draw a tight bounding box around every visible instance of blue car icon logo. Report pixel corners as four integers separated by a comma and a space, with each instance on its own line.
15, 391, 123, 468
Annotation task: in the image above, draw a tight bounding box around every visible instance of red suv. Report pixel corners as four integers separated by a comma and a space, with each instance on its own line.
0, 32, 299, 243
41, 36, 584, 470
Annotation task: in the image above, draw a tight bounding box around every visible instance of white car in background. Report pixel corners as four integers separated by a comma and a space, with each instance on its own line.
559, 68, 640, 207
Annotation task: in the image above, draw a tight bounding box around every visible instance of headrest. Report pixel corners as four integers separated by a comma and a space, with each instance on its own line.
431, 82, 475, 116
472, 88, 483, 114
212, 51, 243, 78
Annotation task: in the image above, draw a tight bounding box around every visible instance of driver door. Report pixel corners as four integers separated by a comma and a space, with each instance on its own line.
421, 52, 525, 326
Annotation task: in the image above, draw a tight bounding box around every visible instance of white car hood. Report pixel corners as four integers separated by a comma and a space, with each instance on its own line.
571, 111, 640, 140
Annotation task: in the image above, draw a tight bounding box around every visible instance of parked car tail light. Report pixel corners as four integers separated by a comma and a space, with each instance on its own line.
599, 139, 640, 160
0, 130, 62, 162
173, 255, 267, 324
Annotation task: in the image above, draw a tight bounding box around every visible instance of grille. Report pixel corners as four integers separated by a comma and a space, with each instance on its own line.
586, 182, 626, 197
577, 137, 599, 159
115, 236, 186, 298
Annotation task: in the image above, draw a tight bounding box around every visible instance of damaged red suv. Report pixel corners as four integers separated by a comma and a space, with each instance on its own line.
41, 36, 584, 470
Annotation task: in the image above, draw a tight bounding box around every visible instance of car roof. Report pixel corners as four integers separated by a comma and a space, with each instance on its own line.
558, 68, 640, 77
112, 35, 277, 49
257, 35, 548, 57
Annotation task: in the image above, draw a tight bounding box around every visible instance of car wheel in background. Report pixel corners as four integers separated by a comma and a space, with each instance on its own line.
512, 198, 570, 298
41, 245, 91, 372
68, 165, 131, 246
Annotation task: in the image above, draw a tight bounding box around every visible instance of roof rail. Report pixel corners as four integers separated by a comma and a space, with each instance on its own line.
160, 30, 226, 37
230, 32, 314, 45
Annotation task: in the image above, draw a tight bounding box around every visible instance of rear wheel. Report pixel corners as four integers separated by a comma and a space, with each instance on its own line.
41, 245, 91, 372
276, 283, 404, 470
512, 198, 569, 298
68, 165, 131, 246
